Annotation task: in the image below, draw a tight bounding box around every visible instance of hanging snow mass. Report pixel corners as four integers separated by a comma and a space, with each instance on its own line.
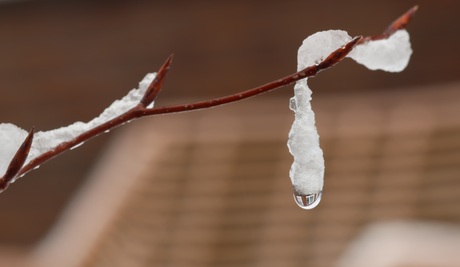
288, 29, 412, 210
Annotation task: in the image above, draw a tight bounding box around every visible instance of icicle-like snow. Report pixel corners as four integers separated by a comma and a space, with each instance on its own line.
288, 29, 412, 209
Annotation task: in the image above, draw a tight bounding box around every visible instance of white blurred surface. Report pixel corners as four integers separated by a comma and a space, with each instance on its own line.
337, 221, 460, 267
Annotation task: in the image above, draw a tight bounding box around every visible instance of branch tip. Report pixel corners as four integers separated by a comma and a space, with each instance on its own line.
358, 5, 418, 44
140, 54, 174, 107
385, 5, 418, 35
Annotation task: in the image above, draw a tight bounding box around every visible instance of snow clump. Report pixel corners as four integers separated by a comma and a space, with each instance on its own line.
288, 29, 412, 196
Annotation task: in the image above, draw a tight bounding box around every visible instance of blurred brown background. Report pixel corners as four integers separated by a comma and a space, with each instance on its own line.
0, 1, 459, 267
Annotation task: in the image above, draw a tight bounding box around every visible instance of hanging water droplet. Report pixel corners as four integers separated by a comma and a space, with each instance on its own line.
293, 191, 322, 210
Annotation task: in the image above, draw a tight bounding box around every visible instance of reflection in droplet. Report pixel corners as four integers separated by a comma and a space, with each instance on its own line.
293, 191, 322, 210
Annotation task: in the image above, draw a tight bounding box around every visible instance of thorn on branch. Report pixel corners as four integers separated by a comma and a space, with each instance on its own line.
0, 127, 34, 191
140, 54, 174, 107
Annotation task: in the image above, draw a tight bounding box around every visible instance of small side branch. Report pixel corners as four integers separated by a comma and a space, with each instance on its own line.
140, 54, 174, 107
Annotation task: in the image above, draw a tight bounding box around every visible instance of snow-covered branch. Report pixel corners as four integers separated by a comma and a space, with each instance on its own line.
0, 6, 417, 194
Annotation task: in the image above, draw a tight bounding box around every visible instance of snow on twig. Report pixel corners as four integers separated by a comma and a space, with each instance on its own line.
0, 6, 418, 193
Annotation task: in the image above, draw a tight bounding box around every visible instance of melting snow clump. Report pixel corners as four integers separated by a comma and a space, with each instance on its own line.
288, 29, 412, 201
0, 73, 156, 177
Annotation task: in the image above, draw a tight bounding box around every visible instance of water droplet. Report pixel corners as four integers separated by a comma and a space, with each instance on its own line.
289, 97, 297, 111
70, 142, 84, 150
293, 191, 322, 210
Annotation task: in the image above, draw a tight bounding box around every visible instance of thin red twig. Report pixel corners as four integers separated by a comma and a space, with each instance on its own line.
0, 5, 418, 191
137, 36, 362, 116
